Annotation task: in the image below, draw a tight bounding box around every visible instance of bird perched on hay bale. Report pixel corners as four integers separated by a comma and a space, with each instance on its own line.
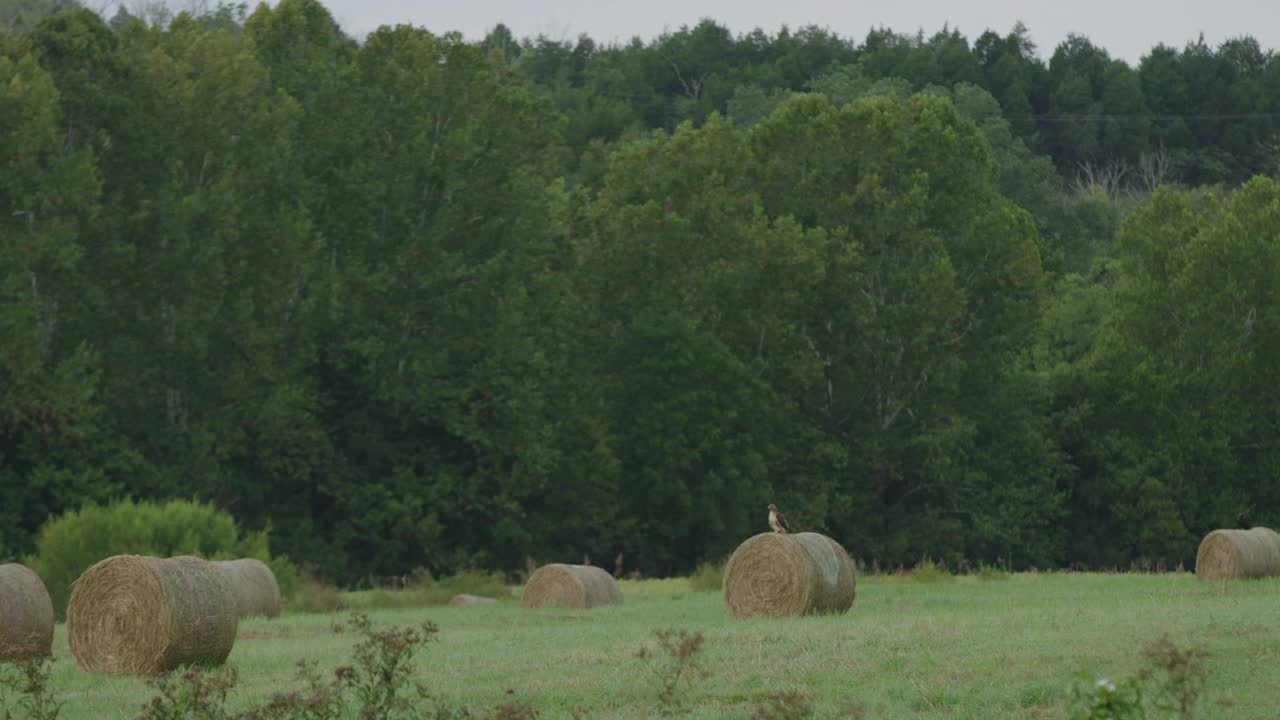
723, 532, 856, 618
1236, 512, 1253, 530
768, 503, 790, 534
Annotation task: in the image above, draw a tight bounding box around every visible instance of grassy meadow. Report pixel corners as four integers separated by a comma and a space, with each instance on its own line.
32, 572, 1280, 719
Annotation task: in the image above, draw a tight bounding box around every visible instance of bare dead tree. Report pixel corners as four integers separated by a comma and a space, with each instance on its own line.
1073, 159, 1129, 201
1135, 144, 1172, 194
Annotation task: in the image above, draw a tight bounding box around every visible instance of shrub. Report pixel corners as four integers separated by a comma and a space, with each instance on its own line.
288, 572, 345, 615
135, 613, 437, 720
688, 560, 725, 592
908, 559, 952, 583
1069, 636, 1218, 720
137, 666, 238, 720
635, 629, 712, 714
27, 498, 282, 617
266, 555, 302, 603
0, 657, 61, 720
975, 565, 1010, 581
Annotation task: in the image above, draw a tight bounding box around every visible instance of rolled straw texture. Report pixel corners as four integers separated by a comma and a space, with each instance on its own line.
722, 532, 856, 619
0, 564, 54, 660
66, 555, 238, 675
213, 559, 281, 618
521, 564, 623, 609
1195, 527, 1280, 580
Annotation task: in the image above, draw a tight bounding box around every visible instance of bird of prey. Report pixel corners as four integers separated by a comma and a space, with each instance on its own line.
1237, 513, 1253, 530
768, 503, 790, 534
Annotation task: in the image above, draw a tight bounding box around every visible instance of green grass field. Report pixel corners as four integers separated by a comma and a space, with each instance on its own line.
32, 573, 1280, 719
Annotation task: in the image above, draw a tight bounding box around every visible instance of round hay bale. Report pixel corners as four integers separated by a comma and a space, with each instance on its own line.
521, 564, 623, 609
722, 532, 856, 619
1195, 526, 1280, 580
212, 559, 281, 618
66, 555, 238, 675
0, 564, 54, 661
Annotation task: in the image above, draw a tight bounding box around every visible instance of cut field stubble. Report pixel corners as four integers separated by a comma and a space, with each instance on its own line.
30, 572, 1280, 719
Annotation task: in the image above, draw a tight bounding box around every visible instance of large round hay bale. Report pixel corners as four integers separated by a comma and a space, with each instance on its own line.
212, 559, 281, 618
521, 564, 623, 609
1195, 527, 1280, 580
66, 555, 238, 675
0, 564, 54, 661
722, 532, 856, 619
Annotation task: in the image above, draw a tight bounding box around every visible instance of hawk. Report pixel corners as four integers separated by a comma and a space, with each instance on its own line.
768, 503, 790, 534
1237, 513, 1253, 530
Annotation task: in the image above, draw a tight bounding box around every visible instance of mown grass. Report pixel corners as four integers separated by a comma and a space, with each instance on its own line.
33, 572, 1280, 719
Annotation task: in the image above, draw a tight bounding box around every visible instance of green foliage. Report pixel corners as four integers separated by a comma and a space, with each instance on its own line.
974, 565, 1011, 581
687, 561, 724, 592
1070, 637, 1215, 719
0, 0, 76, 35
133, 613, 441, 720
7, 0, 1280, 581
137, 666, 238, 720
0, 47, 131, 562
634, 629, 712, 714
285, 573, 343, 615
906, 559, 953, 583
0, 657, 61, 720
27, 498, 273, 615
1071, 676, 1147, 720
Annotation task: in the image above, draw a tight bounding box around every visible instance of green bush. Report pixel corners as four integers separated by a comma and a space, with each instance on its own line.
975, 564, 1011, 581
908, 558, 953, 583
688, 560, 725, 592
27, 498, 282, 616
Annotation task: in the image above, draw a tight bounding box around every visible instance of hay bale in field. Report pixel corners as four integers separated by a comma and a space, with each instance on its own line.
66, 555, 238, 675
521, 564, 623, 609
213, 559, 281, 618
0, 564, 54, 661
450, 593, 498, 606
722, 532, 856, 619
1195, 527, 1280, 580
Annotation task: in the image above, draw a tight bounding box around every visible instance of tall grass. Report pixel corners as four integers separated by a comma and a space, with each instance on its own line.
287, 570, 511, 613
688, 560, 725, 592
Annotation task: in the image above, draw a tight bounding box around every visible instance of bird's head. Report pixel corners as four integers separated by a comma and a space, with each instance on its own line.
768, 503, 778, 511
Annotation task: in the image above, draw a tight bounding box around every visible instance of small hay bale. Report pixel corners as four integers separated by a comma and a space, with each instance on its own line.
450, 593, 498, 606
213, 559, 281, 618
722, 532, 856, 619
521, 564, 623, 609
1195, 527, 1280, 580
0, 563, 54, 661
66, 555, 238, 675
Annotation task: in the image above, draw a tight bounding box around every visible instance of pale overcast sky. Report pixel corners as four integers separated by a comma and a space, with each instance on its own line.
315, 0, 1279, 65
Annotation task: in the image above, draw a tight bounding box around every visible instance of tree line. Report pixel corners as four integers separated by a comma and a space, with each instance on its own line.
3, 0, 1280, 582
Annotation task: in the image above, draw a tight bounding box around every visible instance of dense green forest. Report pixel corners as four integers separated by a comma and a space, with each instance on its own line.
3, 0, 1280, 582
